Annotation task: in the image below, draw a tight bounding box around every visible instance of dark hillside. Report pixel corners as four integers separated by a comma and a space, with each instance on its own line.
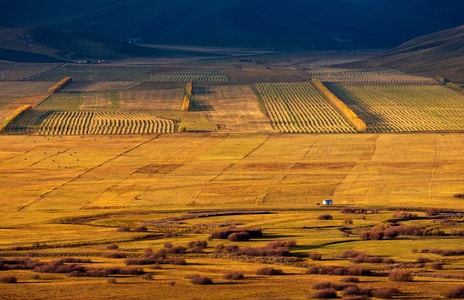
366, 25, 464, 83
1, 0, 463, 49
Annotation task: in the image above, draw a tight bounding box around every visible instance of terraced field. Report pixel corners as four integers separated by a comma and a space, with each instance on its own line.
328, 83, 464, 132
254, 82, 356, 133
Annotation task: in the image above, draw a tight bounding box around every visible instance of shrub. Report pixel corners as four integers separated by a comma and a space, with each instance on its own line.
142, 273, 153, 281
117, 226, 131, 232
344, 218, 353, 225
311, 288, 337, 299
425, 208, 439, 217
169, 245, 186, 254
208, 227, 262, 241
309, 252, 322, 261
388, 270, 413, 282
133, 225, 147, 232
190, 274, 213, 285
429, 262, 444, 270
222, 271, 244, 280
342, 277, 359, 283
312, 281, 333, 290
445, 286, 464, 298
103, 252, 127, 259
256, 267, 284, 276
342, 285, 371, 297
0, 276, 17, 284
188, 240, 208, 253
393, 211, 418, 220
228, 231, 251, 241
318, 214, 333, 220
107, 278, 117, 284
372, 287, 401, 299
106, 244, 119, 250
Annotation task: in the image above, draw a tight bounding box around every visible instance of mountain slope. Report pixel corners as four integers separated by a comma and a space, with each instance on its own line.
1, 0, 463, 50
367, 25, 464, 83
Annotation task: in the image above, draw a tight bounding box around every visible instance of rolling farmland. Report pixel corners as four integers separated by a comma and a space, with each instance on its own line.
254, 82, 356, 133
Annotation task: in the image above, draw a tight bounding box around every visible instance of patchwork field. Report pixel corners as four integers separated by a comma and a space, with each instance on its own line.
1, 51, 464, 299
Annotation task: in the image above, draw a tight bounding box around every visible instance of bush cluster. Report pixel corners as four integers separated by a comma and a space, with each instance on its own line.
190, 274, 213, 285
388, 269, 413, 282
256, 267, 284, 275
392, 211, 418, 220
420, 248, 464, 256
341, 207, 379, 214
208, 226, 262, 241
318, 214, 333, 220
222, 271, 244, 280
360, 224, 445, 240
126, 246, 187, 265
372, 287, 401, 299
307, 265, 371, 276
312, 282, 371, 299
187, 240, 208, 253
341, 250, 395, 264
214, 240, 296, 257
0, 276, 17, 284
444, 286, 464, 298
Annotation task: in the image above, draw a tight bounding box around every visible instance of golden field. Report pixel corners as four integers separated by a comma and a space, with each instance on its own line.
1, 51, 464, 299
0, 132, 463, 299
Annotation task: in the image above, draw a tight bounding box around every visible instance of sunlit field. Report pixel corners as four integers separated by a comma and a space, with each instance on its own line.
1, 51, 463, 299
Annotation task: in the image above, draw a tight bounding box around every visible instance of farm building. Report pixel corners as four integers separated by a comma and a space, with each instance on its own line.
322, 199, 333, 205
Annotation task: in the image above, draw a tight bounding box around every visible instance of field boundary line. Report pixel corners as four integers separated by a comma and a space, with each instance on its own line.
16, 135, 160, 212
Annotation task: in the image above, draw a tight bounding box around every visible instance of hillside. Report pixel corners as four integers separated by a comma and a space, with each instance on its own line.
0, 0, 463, 50
366, 25, 464, 83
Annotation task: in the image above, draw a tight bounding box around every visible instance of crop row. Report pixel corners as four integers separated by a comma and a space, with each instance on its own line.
37, 112, 176, 135
0, 62, 63, 81
328, 84, 464, 132
306, 68, 438, 85
145, 72, 228, 83
254, 82, 356, 133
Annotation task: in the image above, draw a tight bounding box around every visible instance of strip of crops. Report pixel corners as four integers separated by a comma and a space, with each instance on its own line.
328, 83, 464, 132
306, 68, 438, 85
145, 72, 228, 83
254, 82, 356, 133
0, 62, 63, 81
37, 112, 176, 135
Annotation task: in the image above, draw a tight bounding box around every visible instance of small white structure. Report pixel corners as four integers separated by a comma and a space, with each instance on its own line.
322, 199, 333, 205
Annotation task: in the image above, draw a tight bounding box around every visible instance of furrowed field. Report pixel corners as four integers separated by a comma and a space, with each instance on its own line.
0, 51, 464, 299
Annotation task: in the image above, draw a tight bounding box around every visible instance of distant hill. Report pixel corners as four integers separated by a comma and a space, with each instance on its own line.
366, 25, 464, 84
0, 0, 463, 50
0, 27, 221, 62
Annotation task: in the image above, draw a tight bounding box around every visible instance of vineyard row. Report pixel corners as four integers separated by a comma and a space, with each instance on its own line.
37, 112, 176, 135
255, 82, 356, 134
145, 72, 228, 83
